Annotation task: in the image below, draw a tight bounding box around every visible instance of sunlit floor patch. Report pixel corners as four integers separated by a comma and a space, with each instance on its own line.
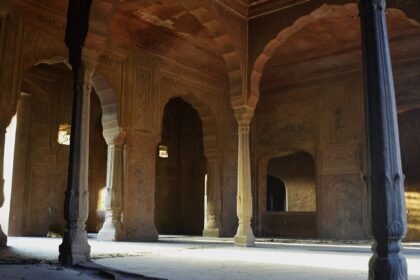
2, 236, 420, 280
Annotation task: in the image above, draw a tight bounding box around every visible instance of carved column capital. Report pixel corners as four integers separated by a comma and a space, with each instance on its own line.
234, 105, 254, 126
103, 127, 126, 147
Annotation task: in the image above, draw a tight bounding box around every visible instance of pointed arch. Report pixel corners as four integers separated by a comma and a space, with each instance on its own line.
159, 92, 219, 157
91, 73, 121, 133
250, 3, 420, 105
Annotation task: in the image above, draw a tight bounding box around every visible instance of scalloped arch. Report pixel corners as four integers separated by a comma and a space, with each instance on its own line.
177, 0, 242, 99
159, 93, 219, 158
250, 3, 420, 106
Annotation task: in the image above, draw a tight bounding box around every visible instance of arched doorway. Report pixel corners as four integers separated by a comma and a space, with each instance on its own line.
155, 97, 207, 235
266, 175, 286, 212
259, 151, 316, 238
6, 63, 108, 237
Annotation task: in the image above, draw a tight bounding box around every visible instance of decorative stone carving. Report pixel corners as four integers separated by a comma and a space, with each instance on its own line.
359, 0, 408, 278
319, 144, 360, 174
233, 105, 255, 247
21, 26, 66, 72
133, 65, 151, 131
328, 86, 348, 144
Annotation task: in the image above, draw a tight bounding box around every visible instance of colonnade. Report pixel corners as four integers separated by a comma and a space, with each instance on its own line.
0, 0, 409, 278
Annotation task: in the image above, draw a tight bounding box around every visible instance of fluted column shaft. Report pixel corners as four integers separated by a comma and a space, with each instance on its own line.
59, 56, 96, 265
234, 106, 255, 247
97, 129, 126, 241
203, 155, 222, 237
359, 0, 408, 279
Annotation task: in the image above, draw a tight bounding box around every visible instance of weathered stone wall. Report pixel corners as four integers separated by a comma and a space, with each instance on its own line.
8, 64, 107, 236
267, 152, 316, 212
253, 70, 366, 240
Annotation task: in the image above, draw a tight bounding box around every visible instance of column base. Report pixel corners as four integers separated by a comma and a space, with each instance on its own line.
0, 225, 7, 247
203, 227, 221, 237
234, 228, 255, 247
97, 220, 123, 241
59, 229, 91, 265
123, 225, 158, 242
369, 254, 407, 280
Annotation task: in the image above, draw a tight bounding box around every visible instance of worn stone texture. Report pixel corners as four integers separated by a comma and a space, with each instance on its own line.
1, 0, 420, 251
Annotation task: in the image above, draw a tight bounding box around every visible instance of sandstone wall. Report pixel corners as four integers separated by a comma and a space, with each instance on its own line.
8, 64, 107, 236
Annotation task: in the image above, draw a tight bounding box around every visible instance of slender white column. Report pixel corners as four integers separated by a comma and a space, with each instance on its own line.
97, 128, 126, 241
234, 106, 255, 247
203, 155, 222, 237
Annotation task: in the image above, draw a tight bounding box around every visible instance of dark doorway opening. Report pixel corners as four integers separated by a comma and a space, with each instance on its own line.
155, 97, 207, 235
266, 175, 286, 212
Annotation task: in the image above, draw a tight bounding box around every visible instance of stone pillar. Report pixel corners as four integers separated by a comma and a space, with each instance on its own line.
233, 106, 255, 247
0, 104, 15, 246
203, 154, 222, 237
123, 131, 159, 241
97, 128, 126, 241
8, 93, 31, 236
359, 0, 408, 279
59, 55, 96, 265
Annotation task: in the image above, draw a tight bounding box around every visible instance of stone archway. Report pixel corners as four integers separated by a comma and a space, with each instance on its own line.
91, 72, 125, 241
2, 52, 123, 241
177, 0, 242, 99
249, 3, 420, 105
110, 0, 241, 99
156, 92, 223, 236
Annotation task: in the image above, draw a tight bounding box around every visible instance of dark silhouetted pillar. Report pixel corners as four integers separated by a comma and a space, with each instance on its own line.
359, 0, 408, 279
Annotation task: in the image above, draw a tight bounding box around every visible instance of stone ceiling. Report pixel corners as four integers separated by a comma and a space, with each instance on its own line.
112, 0, 221, 56
109, 0, 227, 78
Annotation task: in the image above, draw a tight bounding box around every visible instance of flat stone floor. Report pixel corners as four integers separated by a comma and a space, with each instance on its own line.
1, 236, 420, 280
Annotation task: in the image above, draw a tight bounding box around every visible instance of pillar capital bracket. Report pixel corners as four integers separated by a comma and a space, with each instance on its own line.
233, 105, 254, 126
103, 127, 126, 146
